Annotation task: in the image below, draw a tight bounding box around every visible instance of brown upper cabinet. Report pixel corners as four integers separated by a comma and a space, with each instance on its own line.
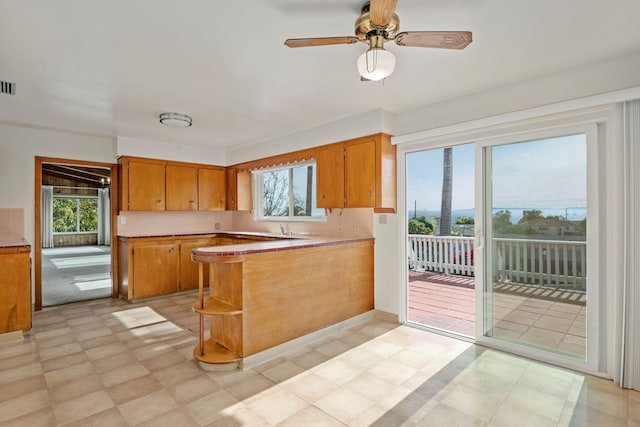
166, 164, 198, 211
225, 167, 252, 211
316, 133, 396, 213
122, 158, 166, 211
198, 168, 226, 211
119, 156, 226, 211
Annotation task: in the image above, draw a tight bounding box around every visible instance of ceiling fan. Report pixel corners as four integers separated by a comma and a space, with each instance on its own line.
284, 0, 472, 81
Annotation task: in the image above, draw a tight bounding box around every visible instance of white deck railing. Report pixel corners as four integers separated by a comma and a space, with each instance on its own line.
408, 235, 587, 291
408, 235, 475, 276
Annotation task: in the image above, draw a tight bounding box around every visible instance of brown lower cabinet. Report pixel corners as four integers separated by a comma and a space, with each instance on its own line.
0, 244, 31, 333
118, 235, 218, 300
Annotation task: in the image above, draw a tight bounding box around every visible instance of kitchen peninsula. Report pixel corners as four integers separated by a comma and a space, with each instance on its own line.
190, 233, 374, 366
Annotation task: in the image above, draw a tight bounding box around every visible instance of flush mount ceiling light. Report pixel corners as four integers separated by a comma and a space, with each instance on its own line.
159, 112, 192, 127
357, 35, 396, 81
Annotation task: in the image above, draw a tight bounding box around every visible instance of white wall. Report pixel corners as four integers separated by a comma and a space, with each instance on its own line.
0, 123, 116, 248
116, 136, 226, 166
226, 108, 395, 165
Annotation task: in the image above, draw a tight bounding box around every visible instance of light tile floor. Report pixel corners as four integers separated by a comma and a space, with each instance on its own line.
1, 293, 638, 426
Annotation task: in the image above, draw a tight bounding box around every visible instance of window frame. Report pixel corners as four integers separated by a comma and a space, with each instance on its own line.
252, 160, 326, 222
52, 195, 100, 234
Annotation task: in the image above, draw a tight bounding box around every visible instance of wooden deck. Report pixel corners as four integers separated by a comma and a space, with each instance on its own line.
408, 270, 586, 357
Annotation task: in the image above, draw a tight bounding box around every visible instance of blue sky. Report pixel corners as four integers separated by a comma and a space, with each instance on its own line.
407, 134, 587, 211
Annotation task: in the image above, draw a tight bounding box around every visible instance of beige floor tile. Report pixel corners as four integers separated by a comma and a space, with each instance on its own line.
313, 359, 364, 385
284, 372, 339, 403
337, 347, 384, 371
38, 342, 84, 361
136, 408, 200, 427
279, 405, 346, 426
140, 349, 187, 372
441, 383, 502, 422
490, 400, 556, 427
225, 373, 277, 402
419, 402, 485, 426
167, 374, 222, 404
63, 407, 129, 427
0, 363, 43, 385
247, 388, 308, 425
314, 388, 374, 424
0, 407, 55, 427
505, 383, 566, 421
153, 360, 203, 386
100, 362, 150, 388
91, 351, 137, 374
117, 389, 179, 425
315, 340, 354, 357
49, 374, 104, 406
84, 341, 128, 361
344, 371, 397, 403
0, 389, 50, 423
260, 360, 306, 383
41, 351, 88, 373
0, 374, 47, 403
183, 389, 241, 426
107, 374, 164, 405
44, 360, 94, 388
288, 349, 331, 370
78, 333, 120, 350
367, 359, 417, 386
53, 389, 115, 426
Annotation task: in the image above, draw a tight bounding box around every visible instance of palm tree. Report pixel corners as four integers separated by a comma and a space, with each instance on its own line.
439, 147, 453, 236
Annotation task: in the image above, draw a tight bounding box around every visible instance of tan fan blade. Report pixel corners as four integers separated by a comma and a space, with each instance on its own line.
369, 0, 398, 27
284, 36, 359, 48
395, 31, 472, 49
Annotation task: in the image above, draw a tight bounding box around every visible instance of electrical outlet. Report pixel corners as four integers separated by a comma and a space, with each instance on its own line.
379, 214, 387, 225
354, 227, 360, 235
119, 216, 126, 225
338, 227, 342, 235
214, 222, 221, 230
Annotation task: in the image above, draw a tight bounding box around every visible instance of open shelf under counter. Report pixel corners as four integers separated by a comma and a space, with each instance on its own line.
193, 339, 242, 364
192, 297, 242, 315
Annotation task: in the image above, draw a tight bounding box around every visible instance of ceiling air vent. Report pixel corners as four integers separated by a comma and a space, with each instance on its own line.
1, 81, 16, 95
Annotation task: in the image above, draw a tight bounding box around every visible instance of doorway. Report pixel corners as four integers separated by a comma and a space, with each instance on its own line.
34, 157, 119, 310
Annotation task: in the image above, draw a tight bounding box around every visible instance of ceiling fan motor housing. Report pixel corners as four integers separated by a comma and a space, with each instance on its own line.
355, 10, 400, 41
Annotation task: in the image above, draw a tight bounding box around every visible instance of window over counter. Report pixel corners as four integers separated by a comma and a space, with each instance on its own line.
53, 196, 98, 233
253, 161, 325, 221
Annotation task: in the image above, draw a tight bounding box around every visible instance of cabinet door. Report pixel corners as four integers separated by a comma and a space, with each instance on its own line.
226, 168, 238, 210
166, 165, 198, 211
316, 144, 345, 208
128, 160, 165, 211
236, 170, 253, 211
198, 168, 226, 211
132, 243, 178, 299
345, 139, 375, 208
179, 240, 213, 290
0, 251, 31, 333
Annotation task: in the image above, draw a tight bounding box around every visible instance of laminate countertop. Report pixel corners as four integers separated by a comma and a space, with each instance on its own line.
191, 233, 373, 262
0, 239, 31, 251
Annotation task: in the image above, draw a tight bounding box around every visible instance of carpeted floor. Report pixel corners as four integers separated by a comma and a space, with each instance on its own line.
42, 245, 112, 307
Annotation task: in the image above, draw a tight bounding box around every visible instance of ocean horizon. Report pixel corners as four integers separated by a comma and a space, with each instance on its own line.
409, 207, 587, 224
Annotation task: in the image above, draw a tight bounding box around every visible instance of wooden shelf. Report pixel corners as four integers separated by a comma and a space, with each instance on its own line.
192, 297, 242, 315
193, 339, 241, 364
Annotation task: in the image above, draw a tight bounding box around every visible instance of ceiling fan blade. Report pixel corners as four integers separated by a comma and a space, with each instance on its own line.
369, 0, 398, 27
395, 31, 472, 49
284, 36, 359, 48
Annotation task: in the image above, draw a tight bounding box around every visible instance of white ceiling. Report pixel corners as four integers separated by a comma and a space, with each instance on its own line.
1, 1, 640, 151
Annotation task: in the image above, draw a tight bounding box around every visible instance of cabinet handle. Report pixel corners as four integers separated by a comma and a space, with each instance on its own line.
321, 194, 325, 199
367, 191, 372, 197
156, 199, 162, 203
169, 247, 175, 253
189, 200, 195, 204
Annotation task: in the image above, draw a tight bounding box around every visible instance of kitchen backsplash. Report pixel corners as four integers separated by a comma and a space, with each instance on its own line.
0, 208, 24, 240
116, 208, 374, 238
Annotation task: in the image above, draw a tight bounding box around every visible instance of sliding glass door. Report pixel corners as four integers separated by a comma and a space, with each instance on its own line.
480, 128, 596, 365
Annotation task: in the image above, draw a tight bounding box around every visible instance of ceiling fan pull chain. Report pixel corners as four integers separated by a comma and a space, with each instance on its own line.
367, 48, 378, 73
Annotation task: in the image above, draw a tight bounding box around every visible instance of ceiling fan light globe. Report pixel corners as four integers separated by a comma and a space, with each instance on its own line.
357, 48, 396, 81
